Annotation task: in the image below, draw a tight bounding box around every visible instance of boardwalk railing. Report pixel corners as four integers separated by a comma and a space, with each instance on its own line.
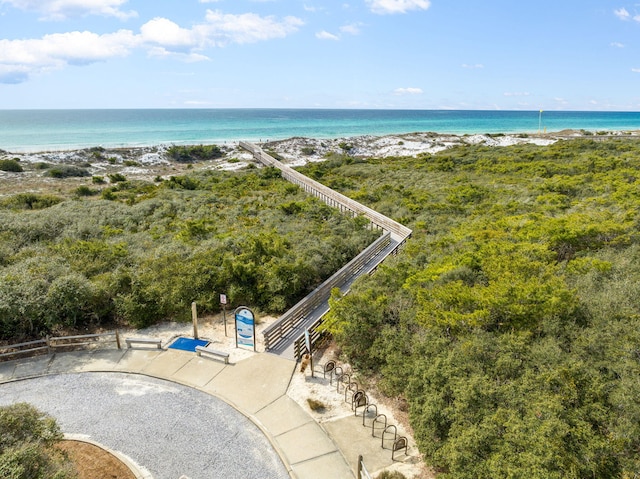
240, 142, 412, 243
241, 142, 413, 355
263, 232, 391, 351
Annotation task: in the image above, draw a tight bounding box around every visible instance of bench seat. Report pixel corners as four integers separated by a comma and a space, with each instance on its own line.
195, 345, 229, 364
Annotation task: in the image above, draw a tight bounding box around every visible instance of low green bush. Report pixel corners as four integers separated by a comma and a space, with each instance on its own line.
301, 146, 316, 155
0, 158, 23, 172
167, 144, 224, 163
45, 165, 89, 178
376, 471, 407, 479
0, 193, 63, 210
0, 403, 75, 479
74, 186, 96, 197
108, 173, 127, 183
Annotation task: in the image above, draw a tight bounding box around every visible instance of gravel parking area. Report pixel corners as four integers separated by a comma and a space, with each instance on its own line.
0, 372, 289, 479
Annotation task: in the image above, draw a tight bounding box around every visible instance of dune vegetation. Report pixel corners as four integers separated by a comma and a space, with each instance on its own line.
303, 138, 640, 478
0, 164, 379, 340
3, 137, 640, 478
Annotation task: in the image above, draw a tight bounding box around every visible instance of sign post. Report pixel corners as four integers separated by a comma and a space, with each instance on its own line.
304, 329, 314, 377
234, 306, 256, 352
191, 302, 199, 339
220, 294, 228, 337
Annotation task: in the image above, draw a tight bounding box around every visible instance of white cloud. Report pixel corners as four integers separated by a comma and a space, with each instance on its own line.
504, 92, 530, 97
614, 7, 630, 20
632, 68, 640, 73
316, 30, 340, 41
0, 10, 304, 83
146, 47, 210, 62
366, 0, 430, 15
139, 11, 303, 50
201, 10, 304, 45
462, 63, 484, 69
0, 29, 138, 83
610, 41, 625, 48
340, 23, 362, 35
140, 17, 197, 47
394, 87, 423, 95
0, 0, 137, 21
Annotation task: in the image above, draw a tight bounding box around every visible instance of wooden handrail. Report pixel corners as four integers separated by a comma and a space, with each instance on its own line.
263, 233, 391, 349
241, 142, 413, 353
240, 142, 412, 239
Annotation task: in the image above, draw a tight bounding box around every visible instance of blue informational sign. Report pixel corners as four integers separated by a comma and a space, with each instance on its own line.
235, 307, 255, 351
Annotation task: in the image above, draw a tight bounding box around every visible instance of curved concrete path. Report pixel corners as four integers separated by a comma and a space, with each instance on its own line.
0, 348, 355, 479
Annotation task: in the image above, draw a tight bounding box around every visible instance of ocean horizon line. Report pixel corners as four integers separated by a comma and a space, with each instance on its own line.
1, 107, 640, 113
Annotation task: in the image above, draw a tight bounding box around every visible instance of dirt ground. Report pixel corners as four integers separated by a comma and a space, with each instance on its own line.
57, 440, 136, 479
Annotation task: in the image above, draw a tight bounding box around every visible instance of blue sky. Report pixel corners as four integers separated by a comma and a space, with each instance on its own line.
0, 0, 639, 110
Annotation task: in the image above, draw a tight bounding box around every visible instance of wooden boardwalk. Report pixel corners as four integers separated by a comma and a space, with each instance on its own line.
239, 142, 412, 360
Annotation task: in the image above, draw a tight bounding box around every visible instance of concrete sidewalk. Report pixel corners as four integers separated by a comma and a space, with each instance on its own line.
0, 347, 409, 479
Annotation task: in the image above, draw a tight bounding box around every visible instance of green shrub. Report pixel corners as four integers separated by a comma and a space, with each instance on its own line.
301, 146, 316, 156
87, 146, 105, 161
0, 167, 378, 337
167, 144, 224, 163
33, 162, 51, 170
314, 138, 640, 479
0, 193, 63, 210
45, 165, 89, 178
166, 175, 199, 190
108, 173, 127, 183
0, 159, 23, 172
101, 189, 116, 200
375, 471, 407, 479
74, 186, 96, 197
0, 403, 75, 479
124, 160, 140, 166
92, 175, 105, 184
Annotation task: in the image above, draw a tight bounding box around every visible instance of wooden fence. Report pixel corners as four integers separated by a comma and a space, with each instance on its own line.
0, 331, 121, 361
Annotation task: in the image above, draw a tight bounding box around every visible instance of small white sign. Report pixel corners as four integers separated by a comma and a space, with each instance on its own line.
220, 294, 227, 305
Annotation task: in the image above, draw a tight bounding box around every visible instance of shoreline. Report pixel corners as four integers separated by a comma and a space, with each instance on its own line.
1, 130, 639, 199
3, 128, 640, 157
4, 108, 640, 153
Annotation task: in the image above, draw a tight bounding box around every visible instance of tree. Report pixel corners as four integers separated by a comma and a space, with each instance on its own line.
0, 403, 77, 479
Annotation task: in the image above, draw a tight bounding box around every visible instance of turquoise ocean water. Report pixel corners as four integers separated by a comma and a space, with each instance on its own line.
2, 109, 640, 152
